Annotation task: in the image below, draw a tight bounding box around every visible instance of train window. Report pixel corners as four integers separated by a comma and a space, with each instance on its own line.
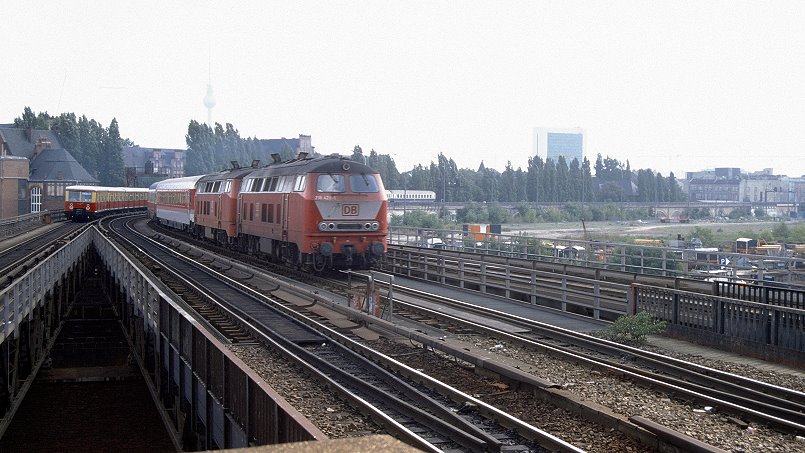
249, 203, 254, 221
67, 191, 90, 202
350, 174, 379, 193
294, 175, 306, 191
269, 177, 279, 192
267, 204, 274, 222
243, 179, 253, 192
212, 181, 221, 192
223, 180, 232, 192
317, 174, 345, 193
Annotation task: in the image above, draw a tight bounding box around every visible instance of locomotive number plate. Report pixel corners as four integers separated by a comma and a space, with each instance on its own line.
341, 204, 359, 216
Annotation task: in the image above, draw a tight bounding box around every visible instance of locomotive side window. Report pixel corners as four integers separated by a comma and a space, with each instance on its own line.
317, 174, 345, 193
293, 175, 306, 191
212, 181, 221, 192
350, 174, 379, 193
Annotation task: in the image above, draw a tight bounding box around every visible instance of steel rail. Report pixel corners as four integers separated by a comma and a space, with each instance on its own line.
381, 282, 805, 434
111, 217, 540, 453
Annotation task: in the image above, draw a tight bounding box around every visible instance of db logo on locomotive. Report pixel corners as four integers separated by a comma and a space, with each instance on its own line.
341, 204, 359, 216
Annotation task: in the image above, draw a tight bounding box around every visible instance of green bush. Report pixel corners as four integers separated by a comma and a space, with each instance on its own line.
597, 311, 667, 345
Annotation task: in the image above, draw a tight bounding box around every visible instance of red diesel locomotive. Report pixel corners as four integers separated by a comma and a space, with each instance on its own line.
152, 153, 388, 270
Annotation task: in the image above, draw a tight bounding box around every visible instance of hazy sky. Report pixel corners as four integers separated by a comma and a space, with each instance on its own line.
5, 1, 805, 178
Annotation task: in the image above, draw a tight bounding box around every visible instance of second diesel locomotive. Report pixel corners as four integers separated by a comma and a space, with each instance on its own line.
151, 153, 388, 270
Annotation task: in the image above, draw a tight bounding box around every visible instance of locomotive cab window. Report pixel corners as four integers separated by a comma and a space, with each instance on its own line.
317, 174, 345, 193
293, 175, 306, 191
350, 174, 379, 193
68, 191, 93, 202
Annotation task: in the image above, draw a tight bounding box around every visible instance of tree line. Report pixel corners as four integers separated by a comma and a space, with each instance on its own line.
351, 146, 685, 204
11, 111, 686, 205
185, 120, 298, 175
14, 107, 126, 186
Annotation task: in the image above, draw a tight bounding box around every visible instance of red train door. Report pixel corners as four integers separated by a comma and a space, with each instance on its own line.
236, 193, 243, 234
217, 192, 222, 229
281, 193, 289, 243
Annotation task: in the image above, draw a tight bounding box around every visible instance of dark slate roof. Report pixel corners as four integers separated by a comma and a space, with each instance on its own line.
0, 127, 63, 159
29, 148, 98, 183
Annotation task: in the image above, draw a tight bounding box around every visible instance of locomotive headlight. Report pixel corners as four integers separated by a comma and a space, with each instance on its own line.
319, 222, 328, 231
328, 223, 335, 230
364, 222, 372, 230
371, 222, 379, 231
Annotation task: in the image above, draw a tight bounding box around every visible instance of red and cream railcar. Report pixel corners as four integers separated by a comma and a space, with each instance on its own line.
238, 154, 387, 270
149, 175, 204, 230
193, 167, 255, 243
65, 185, 149, 221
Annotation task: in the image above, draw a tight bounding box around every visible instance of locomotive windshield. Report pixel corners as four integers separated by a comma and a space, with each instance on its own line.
350, 174, 379, 193
67, 191, 93, 202
317, 174, 346, 193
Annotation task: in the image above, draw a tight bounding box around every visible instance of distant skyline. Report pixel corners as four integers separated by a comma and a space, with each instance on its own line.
4, 1, 805, 177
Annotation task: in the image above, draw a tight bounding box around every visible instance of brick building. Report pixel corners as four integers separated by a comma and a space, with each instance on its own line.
122, 146, 186, 187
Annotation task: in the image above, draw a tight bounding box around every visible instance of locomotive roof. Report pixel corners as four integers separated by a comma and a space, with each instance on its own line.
149, 175, 205, 190
196, 167, 257, 183
245, 154, 377, 179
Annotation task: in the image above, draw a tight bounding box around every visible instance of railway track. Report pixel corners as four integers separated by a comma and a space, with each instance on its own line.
375, 280, 805, 435
107, 216, 582, 452
0, 222, 87, 288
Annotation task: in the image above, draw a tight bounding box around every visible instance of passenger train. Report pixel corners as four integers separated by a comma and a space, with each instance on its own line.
64, 185, 149, 221
149, 153, 388, 271
385, 189, 436, 203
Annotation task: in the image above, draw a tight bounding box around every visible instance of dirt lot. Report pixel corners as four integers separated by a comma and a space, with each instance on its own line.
504, 219, 795, 241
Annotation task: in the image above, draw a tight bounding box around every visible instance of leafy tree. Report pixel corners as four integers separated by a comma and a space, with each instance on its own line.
185, 120, 215, 175
773, 222, 790, 241
542, 158, 557, 201
526, 155, 543, 203
690, 226, 715, 246
555, 156, 571, 202
99, 118, 125, 185
14, 107, 53, 129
